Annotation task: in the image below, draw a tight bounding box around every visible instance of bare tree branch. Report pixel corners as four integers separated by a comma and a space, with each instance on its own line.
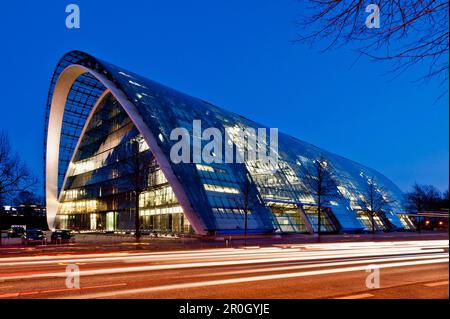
360, 176, 396, 233
297, 0, 449, 92
0, 131, 38, 205
302, 156, 341, 241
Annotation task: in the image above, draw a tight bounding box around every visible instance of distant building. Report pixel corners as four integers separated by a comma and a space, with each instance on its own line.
0, 204, 47, 230
44, 51, 414, 235
1, 205, 45, 217
406, 210, 449, 231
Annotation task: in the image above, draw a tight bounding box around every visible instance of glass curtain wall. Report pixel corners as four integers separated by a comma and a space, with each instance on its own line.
56, 93, 190, 234
46, 51, 409, 235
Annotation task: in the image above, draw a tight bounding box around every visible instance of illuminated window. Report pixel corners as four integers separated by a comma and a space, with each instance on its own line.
203, 184, 240, 194
196, 164, 214, 172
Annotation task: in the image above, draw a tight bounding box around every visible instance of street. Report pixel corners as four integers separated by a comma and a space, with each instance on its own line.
0, 240, 448, 299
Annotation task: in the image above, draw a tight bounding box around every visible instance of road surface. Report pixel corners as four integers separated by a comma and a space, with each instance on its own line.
0, 240, 448, 299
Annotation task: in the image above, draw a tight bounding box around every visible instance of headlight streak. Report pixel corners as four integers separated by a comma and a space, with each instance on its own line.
1, 240, 447, 264
0, 246, 444, 267
0, 242, 447, 281
67, 257, 449, 299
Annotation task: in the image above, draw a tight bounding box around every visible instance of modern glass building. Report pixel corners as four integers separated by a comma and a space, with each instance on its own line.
44, 51, 415, 235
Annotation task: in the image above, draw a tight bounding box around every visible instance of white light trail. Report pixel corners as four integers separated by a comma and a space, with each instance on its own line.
70, 257, 449, 299
187, 253, 449, 277
0, 240, 446, 267
1, 249, 447, 281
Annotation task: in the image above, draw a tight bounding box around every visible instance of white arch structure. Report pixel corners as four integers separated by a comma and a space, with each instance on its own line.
45, 64, 207, 234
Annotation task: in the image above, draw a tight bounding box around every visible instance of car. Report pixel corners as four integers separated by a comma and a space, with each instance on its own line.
50, 229, 74, 244
7, 226, 25, 238
22, 229, 47, 245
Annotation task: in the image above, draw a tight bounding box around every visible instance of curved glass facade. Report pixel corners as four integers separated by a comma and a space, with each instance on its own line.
57, 93, 190, 233
45, 51, 413, 235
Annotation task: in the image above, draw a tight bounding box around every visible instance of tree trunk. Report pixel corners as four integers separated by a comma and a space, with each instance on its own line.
317, 201, 321, 243
243, 177, 249, 247
135, 191, 141, 242
133, 139, 141, 243
371, 211, 375, 235
244, 210, 248, 247
0, 210, 2, 246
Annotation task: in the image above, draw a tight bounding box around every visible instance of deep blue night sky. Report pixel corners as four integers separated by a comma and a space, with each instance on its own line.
0, 1, 448, 195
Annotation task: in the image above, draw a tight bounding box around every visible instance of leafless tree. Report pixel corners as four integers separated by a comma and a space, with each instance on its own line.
361, 176, 394, 234
406, 183, 442, 211
297, 1, 449, 89
0, 131, 37, 245
13, 190, 44, 206
406, 182, 443, 232
242, 173, 252, 247
302, 156, 339, 242
125, 137, 151, 242
0, 132, 37, 204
